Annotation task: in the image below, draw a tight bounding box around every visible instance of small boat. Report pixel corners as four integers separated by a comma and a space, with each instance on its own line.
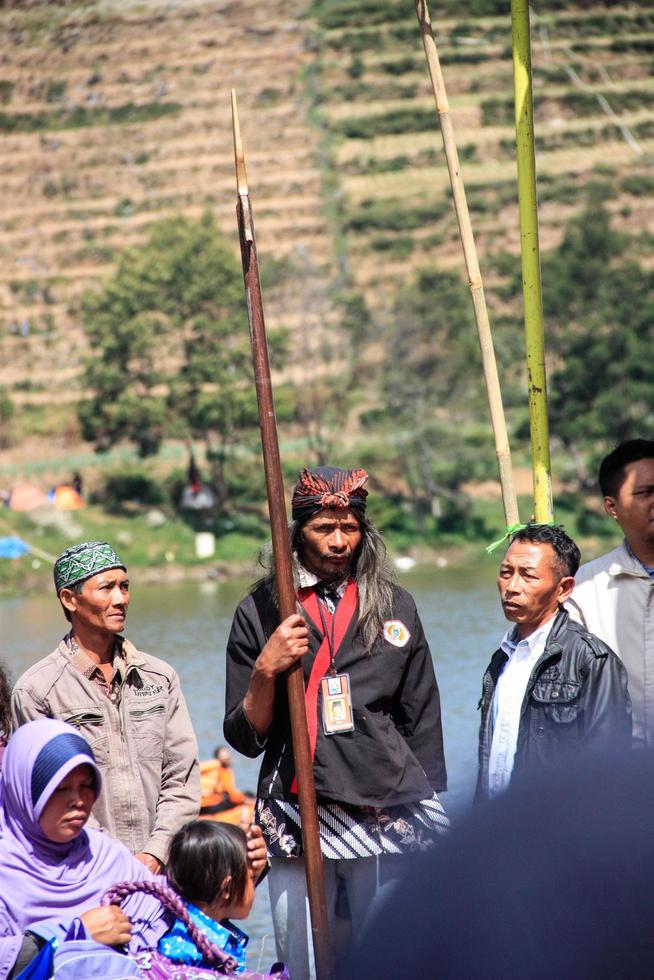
199, 755, 255, 827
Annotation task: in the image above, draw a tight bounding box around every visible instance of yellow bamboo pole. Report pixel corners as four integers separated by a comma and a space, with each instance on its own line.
414, 0, 520, 529
511, 0, 553, 523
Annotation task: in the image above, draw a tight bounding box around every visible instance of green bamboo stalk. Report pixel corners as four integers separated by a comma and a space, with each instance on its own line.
511, 0, 553, 523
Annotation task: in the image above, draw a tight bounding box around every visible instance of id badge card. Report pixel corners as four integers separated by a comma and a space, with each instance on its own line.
321, 673, 355, 735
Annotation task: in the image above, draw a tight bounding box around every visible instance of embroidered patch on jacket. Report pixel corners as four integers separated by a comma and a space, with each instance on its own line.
383, 620, 411, 647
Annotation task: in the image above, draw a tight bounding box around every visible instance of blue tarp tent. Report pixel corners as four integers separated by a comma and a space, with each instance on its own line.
0, 536, 29, 558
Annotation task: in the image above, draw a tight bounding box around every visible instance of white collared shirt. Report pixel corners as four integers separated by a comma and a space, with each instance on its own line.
567, 540, 654, 748
487, 615, 557, 798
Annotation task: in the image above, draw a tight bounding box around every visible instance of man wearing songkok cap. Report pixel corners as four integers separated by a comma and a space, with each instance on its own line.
11, 540, 200, 872
224, 466, 448, 976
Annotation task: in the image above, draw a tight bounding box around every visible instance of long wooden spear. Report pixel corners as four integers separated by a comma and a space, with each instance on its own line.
511, 0, 553, 523
230, 90, 333, 980
414, 0, 520, 531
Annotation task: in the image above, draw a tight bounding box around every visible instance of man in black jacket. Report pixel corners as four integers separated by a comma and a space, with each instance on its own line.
478, 524, 631, 801
224, 465, 448, 978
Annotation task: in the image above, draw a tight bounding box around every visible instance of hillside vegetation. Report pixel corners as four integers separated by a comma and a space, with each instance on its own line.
0, 1, 651, 393
308, 0, 653, 301
0, 0, 333, 407
0, 0, 652, 553
303, 0, 654, 522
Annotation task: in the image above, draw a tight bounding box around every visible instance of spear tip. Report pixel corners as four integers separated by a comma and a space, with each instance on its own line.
231, 88, 249, 195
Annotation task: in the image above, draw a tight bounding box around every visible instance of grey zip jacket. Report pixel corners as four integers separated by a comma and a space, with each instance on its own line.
11, 636, 199, 864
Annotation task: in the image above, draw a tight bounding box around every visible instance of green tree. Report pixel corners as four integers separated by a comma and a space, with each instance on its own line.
545, 206, 654, 482
79, 213, 283, 506
379, 268, 495, 531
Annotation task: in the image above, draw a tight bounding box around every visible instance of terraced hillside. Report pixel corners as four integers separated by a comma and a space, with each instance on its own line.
0, 0, 330, 412
0, 0, 652, 441
309, 1, 654, 316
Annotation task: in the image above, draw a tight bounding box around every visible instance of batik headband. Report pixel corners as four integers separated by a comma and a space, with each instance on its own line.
291, 466, 368, 522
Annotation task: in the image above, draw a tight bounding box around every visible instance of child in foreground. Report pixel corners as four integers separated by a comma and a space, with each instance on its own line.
159, 820, 258, 973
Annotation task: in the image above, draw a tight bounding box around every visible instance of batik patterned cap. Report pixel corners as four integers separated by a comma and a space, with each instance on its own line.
53, 540, 126, 594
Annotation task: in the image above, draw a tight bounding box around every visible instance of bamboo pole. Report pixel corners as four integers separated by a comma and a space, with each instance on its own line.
230, 91, 333, 980
415, 0, 520, 530
511, 0, 553, 523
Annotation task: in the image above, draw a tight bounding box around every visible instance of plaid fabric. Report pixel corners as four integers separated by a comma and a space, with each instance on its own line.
54, 540, 125, 593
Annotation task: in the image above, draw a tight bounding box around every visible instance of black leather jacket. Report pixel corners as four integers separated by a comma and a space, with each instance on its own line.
477, 608, 632, 799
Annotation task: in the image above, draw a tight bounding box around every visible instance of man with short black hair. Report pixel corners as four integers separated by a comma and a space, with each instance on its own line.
12, 540, 200, 871
478, 524, 631, 799
568, 439, 654, 748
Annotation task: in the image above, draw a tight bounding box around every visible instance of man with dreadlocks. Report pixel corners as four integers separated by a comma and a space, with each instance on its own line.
224, 466, 448, 976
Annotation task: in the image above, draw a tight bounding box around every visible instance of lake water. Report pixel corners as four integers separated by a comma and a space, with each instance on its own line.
1, 559, 505, 971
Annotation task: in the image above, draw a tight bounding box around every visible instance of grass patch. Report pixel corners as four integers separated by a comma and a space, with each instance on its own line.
10, 403, 78, 443
376, 54, 419, 76
46, 79, 67, 103
72, 244, 117, 263
333, 105, 436, 139
538, 178, 616, 207
331, 80, 417, 102
621, 173, 654, 196
610, 37, 654, 54
370, 234, 415, 257
0, 496, 268, 594
344, 196, 449, 232
0, 101, 182, 134
256, 87, 283, 107
309, 0, 411, 30
42, 174, 79, 198
341, 143, 475, 177
214, 532, 266, 562
0, 81, 13, 105
495, 121, 651, 159
466, 183, 517, 215
308, 0, 644, 31
483, 88, 654, 126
